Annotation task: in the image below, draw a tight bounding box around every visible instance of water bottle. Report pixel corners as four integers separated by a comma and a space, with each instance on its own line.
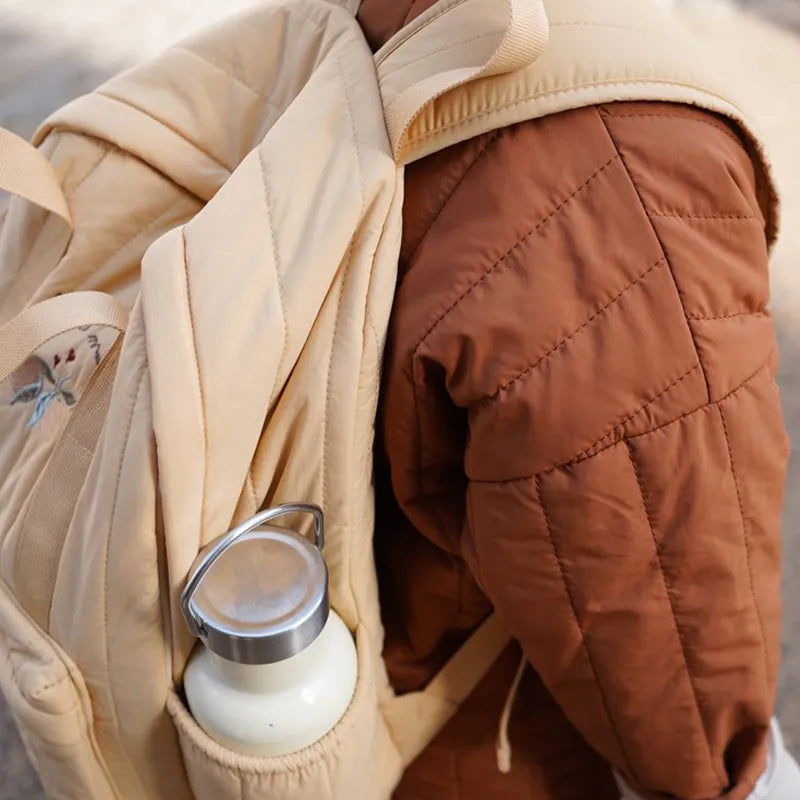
180, 504, 357, 757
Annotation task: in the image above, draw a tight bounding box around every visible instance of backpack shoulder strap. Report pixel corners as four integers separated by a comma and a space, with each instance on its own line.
375, 0, 549, 163
382, 613, 511, 767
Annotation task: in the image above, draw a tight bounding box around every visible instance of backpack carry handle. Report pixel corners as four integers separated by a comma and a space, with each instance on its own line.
0, 127, 72, 226
0, 291, 127, 384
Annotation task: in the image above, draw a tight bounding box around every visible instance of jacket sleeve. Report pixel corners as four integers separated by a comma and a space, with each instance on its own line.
411, 105, 788, 800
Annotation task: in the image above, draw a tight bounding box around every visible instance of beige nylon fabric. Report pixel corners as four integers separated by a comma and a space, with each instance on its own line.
0, 0, 777, 797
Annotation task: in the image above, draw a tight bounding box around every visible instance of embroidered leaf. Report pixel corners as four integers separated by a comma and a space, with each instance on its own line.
66, 348, 76, 363
54, 354, 61, 368
11, 379, 43, 405
53, 375, 76, 407
34, 355, 56, 385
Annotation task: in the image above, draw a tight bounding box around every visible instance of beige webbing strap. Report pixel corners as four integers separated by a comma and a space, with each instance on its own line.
376, 0, 548, 162
0, 127, 72, 226
383, 613, 512, 767
14, 337, 123, 628
0, 292, 127, 384
0, 292, 128, 629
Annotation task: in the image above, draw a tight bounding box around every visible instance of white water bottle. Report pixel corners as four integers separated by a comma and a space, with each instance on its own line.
181, 504, 357, 757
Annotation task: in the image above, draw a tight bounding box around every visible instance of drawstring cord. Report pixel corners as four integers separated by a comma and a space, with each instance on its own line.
496, 653, 528, 774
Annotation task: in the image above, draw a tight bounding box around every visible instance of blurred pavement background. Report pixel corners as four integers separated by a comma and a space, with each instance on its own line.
0, 0, 798, 797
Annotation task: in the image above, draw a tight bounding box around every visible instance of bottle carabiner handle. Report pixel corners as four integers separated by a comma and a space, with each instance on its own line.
180, 503, 324, 637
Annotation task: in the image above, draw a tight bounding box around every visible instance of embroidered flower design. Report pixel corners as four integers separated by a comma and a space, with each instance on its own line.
10, 354, 77, 427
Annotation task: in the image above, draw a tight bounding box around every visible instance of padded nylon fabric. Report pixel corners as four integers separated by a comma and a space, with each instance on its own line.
376, 99, 787, 800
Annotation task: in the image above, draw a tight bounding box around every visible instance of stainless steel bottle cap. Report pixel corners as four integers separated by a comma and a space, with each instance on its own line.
181, 504, 329, 665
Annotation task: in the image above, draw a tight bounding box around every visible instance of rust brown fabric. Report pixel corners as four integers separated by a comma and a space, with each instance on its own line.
360, 3, 788, 799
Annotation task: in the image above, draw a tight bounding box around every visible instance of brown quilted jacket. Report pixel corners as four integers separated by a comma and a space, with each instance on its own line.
359, 2, 790, 799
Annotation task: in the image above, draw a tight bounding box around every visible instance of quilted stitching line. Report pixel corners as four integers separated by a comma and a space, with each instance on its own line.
569, 362, 701, 463
472, 361, 771, 485
69, 130, 205, 202
567, 360, 772, 471
597, 108, 712, 404
534, 475, 639, 783
176, 48, 287, 124
610, 360, 771, 456
29, 671, 75, 699
650, 212, 758, 221
179, 227, 210, 536
605, 112, 748, 151
256, 151, 289, 410
625, 440, 727, 789
717, 404, 771, 684
410, 153, 618, 527
479, 255, 667, 405
405, 129, 502, 266
687, 310, 768, 321
248, 153, 289, 503
414, 153, 620, 353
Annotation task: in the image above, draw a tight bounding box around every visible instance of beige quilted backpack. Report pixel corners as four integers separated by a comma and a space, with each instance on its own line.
0, 0, 774, 797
